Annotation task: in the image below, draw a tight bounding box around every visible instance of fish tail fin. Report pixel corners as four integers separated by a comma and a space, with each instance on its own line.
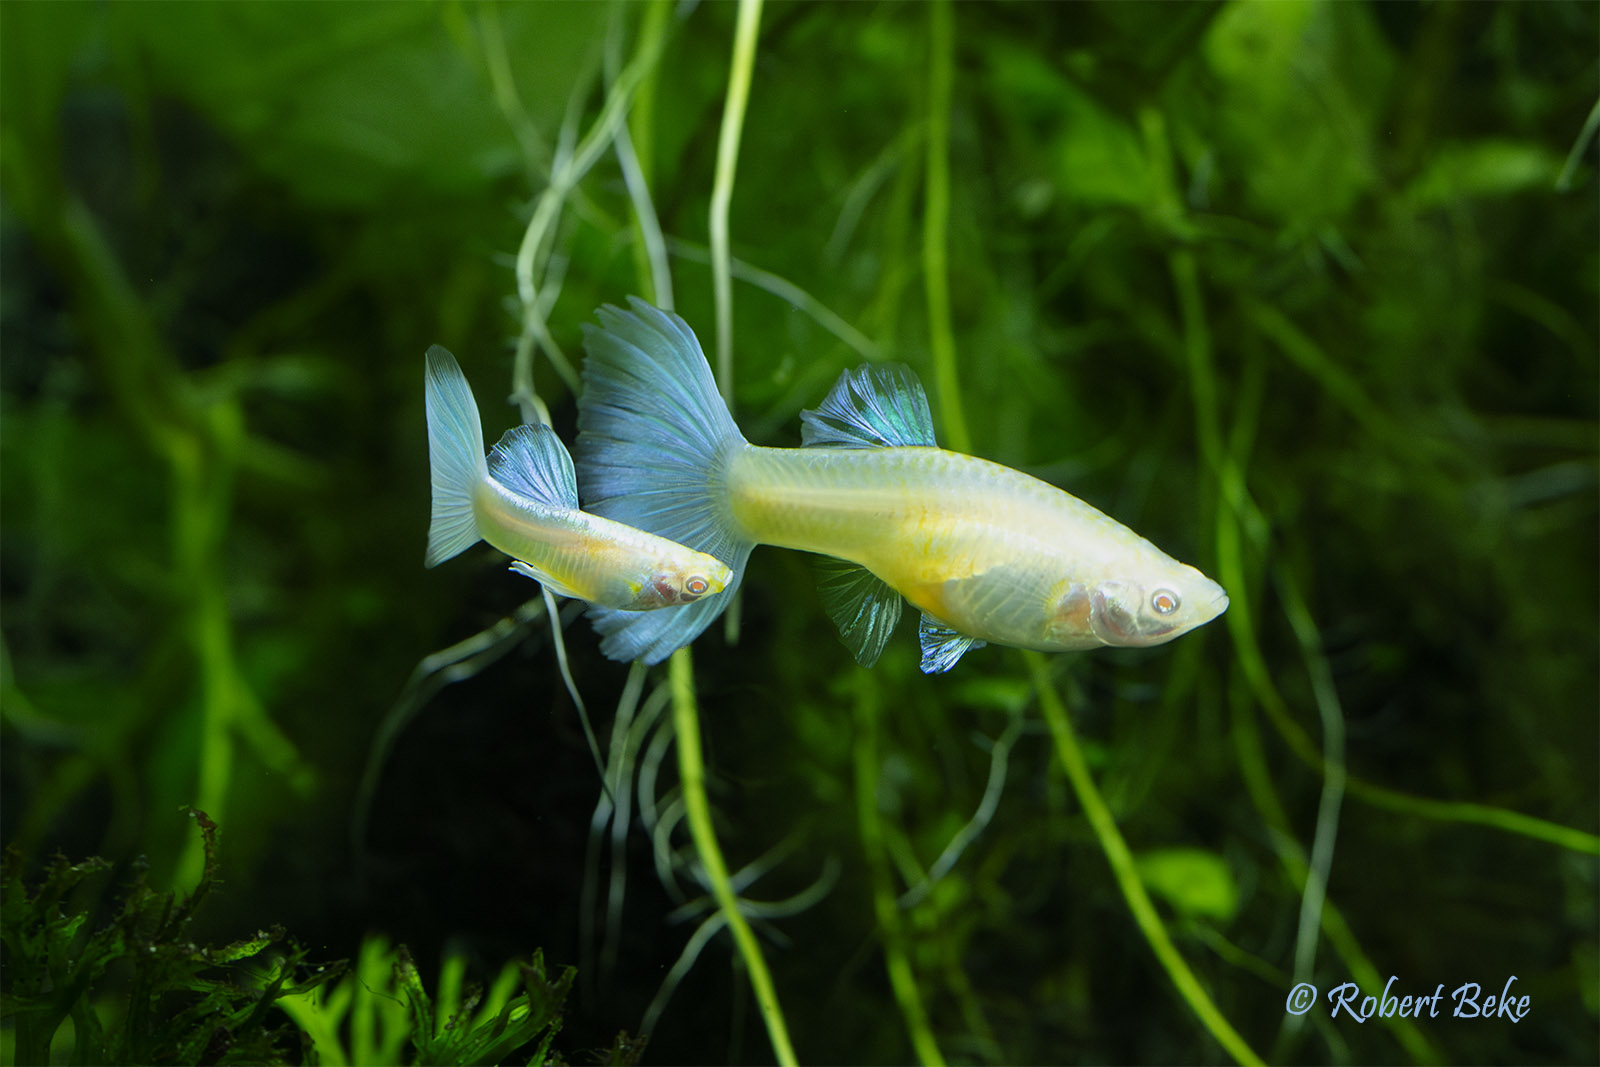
424, 345, 489, 567
576, 298, 753, 663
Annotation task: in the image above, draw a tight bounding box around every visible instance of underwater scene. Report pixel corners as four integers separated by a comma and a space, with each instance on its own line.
2, 1, 1596, 1064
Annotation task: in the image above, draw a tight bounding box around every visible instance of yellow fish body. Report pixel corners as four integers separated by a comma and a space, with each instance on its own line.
575, 300, 1226, 671
424, 346, 731, 610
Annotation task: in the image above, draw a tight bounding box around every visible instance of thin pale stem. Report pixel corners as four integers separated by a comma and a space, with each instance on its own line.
1230, 675, 1439, 1064
1556, 96, 1600, 192
1172, 252, 1599, 858
853, 673, 946, 1066
542, 587, 611, 804
509, 18, 665, 410
667, 237, 880, 360
670, 649, 797, 1066
922, 0, 971, 454
710, 0, 764, 402
1277, 564, 1347, 993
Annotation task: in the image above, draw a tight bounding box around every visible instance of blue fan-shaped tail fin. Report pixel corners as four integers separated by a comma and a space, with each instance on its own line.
576, 297, 752, 662
487, 424, 580, 509
800, 363, 937, 448
424, 346, 489, 567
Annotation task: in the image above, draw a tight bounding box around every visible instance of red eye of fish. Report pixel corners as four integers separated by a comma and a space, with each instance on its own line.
1151, 589, 1180, 616
685, 575, 709, 596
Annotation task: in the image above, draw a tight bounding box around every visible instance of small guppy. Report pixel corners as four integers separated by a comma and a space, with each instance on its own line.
424, 346, 732, 609
574, 299, 1228, 673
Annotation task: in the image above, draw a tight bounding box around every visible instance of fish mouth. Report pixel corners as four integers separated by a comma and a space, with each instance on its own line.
1197, 581, 1229, 625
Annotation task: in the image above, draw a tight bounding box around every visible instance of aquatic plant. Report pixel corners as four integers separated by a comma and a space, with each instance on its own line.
0, 813, 631, 1066
1, 811, 329, 1065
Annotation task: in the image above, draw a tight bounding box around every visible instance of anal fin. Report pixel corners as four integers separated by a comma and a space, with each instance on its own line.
918, 612, 985, 674
816, 558, 903, 667
509, 560, 585, 602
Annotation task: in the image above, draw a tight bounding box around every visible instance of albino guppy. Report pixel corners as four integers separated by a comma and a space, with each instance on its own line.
424, 346, 732, 609
575, 299, 1228, 672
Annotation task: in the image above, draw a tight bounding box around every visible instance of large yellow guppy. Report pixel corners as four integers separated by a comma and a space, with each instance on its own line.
423, 346, 731, 609
575, 299, 1228, 673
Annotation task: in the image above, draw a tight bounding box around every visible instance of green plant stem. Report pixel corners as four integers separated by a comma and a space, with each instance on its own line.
1229, 673, 1439, 1064
1168, 246, 1346, 1012
1169, 250, 1599, 859
1276, 563, 1347, 991
475, 4, 549, 180
666, 237, 880, 360
1027, 653, 1264, 1067
710, 0, 764, 402
1555, 95, 1600, 192
921, 0, 971, 454
53, 198, 309, 887
508, 18, 666, 410
1175, 244, 1437, 1062
852, 674, 946, 1067
615, 1, 674, 309
669, 649, 796, 1066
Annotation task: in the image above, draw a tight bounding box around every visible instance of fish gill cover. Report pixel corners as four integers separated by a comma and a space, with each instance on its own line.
1, 1, 1596, 1064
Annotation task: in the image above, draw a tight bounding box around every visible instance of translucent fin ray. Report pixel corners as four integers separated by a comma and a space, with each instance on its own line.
575, 298, 754, 661
918, 612, 986, 674
815, 558, 903, 667
509, 560, 585, 602
938, 564, 1054, 642
424, 346, 489, 567
800, 363, 937, 449
487, 424, 580, 509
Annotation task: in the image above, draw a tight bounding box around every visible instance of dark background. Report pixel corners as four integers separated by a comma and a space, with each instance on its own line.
3, 2, 1596, 1063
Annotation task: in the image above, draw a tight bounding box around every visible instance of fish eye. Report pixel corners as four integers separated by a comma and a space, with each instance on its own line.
1150, 589, 1180, 616
685, 575, 709, 596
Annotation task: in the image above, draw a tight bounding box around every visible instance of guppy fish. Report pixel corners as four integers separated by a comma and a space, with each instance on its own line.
575, 299, 1228, 672
424, 346, 731, 609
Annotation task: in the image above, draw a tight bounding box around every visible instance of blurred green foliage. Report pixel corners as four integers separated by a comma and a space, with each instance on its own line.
2, 1, 1596, 1064
1, 811, 328, 1065
1, 812, 618, 1066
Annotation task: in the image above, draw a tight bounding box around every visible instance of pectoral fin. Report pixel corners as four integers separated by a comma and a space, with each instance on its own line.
930, 562, 1047, 644
816, 558, 903, 667
918, 613, 985, 674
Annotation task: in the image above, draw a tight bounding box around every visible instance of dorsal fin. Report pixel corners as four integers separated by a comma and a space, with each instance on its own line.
800, 363, 937, 449
487, 424, 579, 509
918, 612, 986, 674
815, 558, 903, 667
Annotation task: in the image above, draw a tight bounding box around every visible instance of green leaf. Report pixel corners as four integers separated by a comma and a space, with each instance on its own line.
1198, 0, 1394, 225
1405, 140, 1563, 207
1135, 847, 1240, 922
984, 40, 1158, 211
108, 1, 608, 208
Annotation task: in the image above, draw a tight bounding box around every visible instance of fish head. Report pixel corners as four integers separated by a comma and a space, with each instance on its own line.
1080, 564, 1229, 648
623, 550, 734, 610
